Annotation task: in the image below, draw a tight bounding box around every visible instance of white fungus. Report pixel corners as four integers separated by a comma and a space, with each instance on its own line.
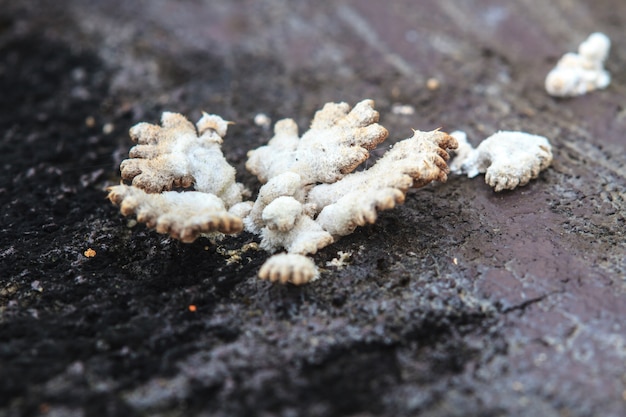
246, 100, 389, 185
108, 186, 243, 242
117, 111, 244, 205
254, 113, 271, 128
391, 104, 416, 115
450, 130, 553, 192
545, 32, 611, 97
108, 112, 247, 241
258, 253, 320, 285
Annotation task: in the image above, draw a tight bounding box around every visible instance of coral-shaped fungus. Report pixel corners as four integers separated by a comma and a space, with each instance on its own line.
109, 100, 458, 284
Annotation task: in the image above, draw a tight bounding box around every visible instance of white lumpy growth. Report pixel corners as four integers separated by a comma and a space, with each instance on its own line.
450, 131, 553, 192
262, 196, 303, 232
545, 32, 611, 97
578, 32, 611, 62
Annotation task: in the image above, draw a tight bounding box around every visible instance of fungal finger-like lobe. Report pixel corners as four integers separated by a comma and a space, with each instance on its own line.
389, 130, 457, 185
343, 99, 383, 127
284, 224, 334, 255
286, 129, 455, 241
310, 102, 351, 129
458, 131, 553, 191
107, 184, 243, 241
258, 253, 319, 285
315, 188, 405, 237
295, 100, 388, 183
245, 99, 389, 186
301, 130, 456, 238
245, 120, 300, 183
122, 113, 198, 193
129, 122, 162, 145
545, 32, 611, 97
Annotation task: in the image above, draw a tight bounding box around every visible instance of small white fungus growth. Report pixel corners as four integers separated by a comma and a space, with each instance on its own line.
260, 210, 333, 255
545, 32, 611, 97
258, 253, 319, 285
254, 113, 271, 128
102, 123, 114, 134
450, 131, 553, 192
391, 104, 415, 115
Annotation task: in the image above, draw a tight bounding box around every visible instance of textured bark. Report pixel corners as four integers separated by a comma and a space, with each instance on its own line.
1, 1, 625, 416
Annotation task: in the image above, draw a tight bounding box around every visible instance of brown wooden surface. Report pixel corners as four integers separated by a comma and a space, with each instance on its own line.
1, 1, 625, 416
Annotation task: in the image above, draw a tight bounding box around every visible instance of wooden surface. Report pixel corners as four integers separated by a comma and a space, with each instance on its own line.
1, 1, 625, 416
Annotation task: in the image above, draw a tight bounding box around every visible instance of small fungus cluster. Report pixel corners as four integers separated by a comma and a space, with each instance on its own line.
109, 100, 553, 284
545, 32, 611, 97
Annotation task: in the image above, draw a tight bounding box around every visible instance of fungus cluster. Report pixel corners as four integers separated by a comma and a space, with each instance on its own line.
108, 100, 553, 284
545, 32, 611, 97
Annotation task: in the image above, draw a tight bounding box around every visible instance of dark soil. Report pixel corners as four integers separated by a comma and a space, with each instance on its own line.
1, 1, 625, 416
